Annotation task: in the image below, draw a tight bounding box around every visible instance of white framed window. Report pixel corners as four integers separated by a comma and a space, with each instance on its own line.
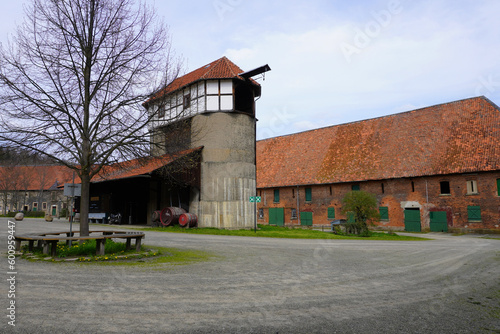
466, 180, 478, 195
205, 79, 233, 111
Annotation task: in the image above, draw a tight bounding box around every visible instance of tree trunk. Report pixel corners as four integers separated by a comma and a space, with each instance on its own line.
79, 173, 90, 236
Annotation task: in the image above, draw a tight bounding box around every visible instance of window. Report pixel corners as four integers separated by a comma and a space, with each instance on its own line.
467, 206, 481, 222
466, 180, 478, 195
292, 188, 295, 198
158, 104, 165, 118
206, 79, 233, 111
305, 187, 312, 202
379, 207, 389, 221
352, 184, 360, 191
381, 183, 385, 194
327, 207, 335, 219
183, 94, 191, 109
42, 202, 47, 210
411, 181, 415, 192
329, 186, 332, 195
274, 189, 280, 203
440, 181, 450, 195
497, 179, 500, 196
258, 208, 264, 219
291, 208, 297, 220
32, 202, 38, 212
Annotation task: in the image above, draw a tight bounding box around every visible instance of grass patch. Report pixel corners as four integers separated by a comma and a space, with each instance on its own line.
19, 240, 214, 266
132, 224, 428, 241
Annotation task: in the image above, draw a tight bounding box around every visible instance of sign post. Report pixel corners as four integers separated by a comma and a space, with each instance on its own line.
249, 196, 262, 233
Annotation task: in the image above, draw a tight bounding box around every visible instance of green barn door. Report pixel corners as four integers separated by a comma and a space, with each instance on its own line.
300, 212, 313, 226
404, 209, 421, 232
430, 211, 448, 232
269, 208, 284, 226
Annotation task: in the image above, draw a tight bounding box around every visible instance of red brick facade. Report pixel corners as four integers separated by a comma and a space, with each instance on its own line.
256, 97, 500, 232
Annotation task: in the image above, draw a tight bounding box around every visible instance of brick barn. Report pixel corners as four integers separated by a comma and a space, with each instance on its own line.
256, 96, 500, 232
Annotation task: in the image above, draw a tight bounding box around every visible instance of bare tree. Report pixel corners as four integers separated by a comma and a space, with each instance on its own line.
0, 0, 182, 235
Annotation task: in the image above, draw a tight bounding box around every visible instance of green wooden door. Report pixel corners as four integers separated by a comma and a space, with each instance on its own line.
404, 209, 421, 232
430, 211, 448, 232
300, 211, 313, 226
269, 208, 284, 226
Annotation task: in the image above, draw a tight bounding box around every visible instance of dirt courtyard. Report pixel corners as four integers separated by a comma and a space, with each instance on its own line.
2, 218, 499, 333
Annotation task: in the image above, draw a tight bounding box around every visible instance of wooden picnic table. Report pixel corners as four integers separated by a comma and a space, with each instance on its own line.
15, 230, 145, 257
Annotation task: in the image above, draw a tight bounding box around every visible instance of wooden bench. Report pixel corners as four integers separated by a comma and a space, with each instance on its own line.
15, 230, 145, 257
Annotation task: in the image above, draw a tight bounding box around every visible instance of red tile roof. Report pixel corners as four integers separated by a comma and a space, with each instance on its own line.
146, 57, 260, 106
256, 96, 500, 188
92, 147, 202, 183
0, 165, 74, 191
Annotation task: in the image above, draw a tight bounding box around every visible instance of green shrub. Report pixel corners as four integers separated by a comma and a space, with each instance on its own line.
24, 211, 45, 218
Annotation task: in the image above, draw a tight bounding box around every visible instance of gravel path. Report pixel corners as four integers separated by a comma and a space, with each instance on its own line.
1, 218, 499, 333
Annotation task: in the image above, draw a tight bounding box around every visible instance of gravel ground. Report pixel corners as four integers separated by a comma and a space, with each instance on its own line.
1, 218, 499, 333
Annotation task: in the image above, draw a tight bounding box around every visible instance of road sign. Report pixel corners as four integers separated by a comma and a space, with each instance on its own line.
64, 183, 81, 197
249, 196, 261, 203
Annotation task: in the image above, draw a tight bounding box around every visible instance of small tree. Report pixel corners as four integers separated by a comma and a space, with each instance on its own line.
342, 190, 380, 235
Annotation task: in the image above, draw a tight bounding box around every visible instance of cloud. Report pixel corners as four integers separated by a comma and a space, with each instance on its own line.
224, 0, 500, 139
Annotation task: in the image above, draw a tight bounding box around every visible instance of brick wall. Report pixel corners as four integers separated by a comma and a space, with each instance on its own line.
257, 171, 500, 231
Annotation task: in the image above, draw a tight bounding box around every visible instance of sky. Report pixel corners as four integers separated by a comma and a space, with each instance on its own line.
1, 0, 500, 140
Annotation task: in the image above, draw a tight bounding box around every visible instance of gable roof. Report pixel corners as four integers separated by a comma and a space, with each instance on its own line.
91, 147, 202, 183
256, 96, 500, 188
0, 165, 74, 191
146, 57, 260, 106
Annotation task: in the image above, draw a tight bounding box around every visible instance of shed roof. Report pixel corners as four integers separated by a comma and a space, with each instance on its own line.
91, 147, 202, 183
256, 96, 500, 188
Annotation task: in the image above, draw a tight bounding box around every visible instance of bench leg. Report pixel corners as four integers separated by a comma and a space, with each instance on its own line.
135, 237, 142, 252
28, 240, 34, 252
96, 239, 105, 256
50, 241, 58, 258
37, 240, 43, 248
125, 238, 131, 251
15, 239, 22, 252
42, 241, 50, 255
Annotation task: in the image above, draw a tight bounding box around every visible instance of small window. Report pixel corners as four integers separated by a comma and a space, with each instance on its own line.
352, 184, 360, 191
183, 94, 191, 109
329, 186, 332, 195
327, 207, 335, 219
292, 188, 295, 198
440, 181, 450, 195
381, 183, 385, 194
497, 179, 500, 196
411, 181, 415, 192
158, 104, 165, 118
258, 208, 264, 219
305, 187, 312, 202
467, 206, 481, 222
274, 189, 280, 203
379, 207, 389, 221
466, 180, 478, 195
42, 202, 47, 210
291, 208, 297, 220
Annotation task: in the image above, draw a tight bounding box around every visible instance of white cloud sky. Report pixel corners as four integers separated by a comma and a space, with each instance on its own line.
2, 0, 500, 139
